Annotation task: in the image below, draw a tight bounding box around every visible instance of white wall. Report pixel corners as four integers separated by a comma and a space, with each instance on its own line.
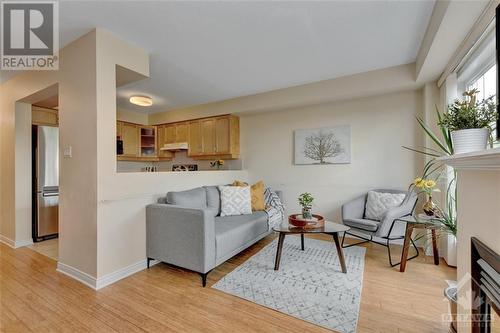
117, 107, 148, 124
14, 103, 33, 246
456, 169, 500, 333
239, 90, 423, 220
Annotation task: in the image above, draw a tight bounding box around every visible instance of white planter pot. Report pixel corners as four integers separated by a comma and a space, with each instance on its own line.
451, 128, 489, 154
444, 234, 457, 267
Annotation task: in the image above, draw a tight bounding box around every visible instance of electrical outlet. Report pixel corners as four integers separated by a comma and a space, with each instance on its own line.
63, 146, 72, 158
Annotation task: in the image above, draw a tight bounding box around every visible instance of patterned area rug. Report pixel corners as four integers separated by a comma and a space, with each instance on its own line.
212, 236, 365, 333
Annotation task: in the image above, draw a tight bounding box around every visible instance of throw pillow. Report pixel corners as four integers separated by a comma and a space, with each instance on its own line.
232, 180, 249, 187
250, 181, 265, 211
364, 191, 406, 221
218, 186, 252, 217
232, 180, 265, 211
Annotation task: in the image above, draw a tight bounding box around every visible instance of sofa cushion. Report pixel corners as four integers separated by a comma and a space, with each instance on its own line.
343, 218, 380, 232
215, 212, 268, 260
166, 187, 207, 209
218, 186, 252, 217
204, 186, 221, 217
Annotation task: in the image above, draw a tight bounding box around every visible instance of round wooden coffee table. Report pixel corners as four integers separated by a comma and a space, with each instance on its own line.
272, 221, 350, 272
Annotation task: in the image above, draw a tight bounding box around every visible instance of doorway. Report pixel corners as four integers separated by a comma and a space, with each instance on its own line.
26, 92, 60, 261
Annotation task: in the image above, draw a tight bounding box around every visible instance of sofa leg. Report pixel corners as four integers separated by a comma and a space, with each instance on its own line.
199, 272, 208, 287
147, 257, 153, 269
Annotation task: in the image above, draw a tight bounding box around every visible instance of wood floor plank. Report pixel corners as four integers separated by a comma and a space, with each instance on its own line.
0, 234, 456, 333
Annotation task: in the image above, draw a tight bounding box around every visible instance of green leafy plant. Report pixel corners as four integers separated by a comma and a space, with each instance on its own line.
436, 177, 457, 236
402, 106, 457, 236
439, 89, 497, 132
298, 193, 314, 208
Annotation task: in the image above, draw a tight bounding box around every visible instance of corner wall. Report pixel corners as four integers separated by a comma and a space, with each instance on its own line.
240, 90, 424, 219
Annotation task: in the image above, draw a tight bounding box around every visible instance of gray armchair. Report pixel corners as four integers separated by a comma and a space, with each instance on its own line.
341, 189, 418, 267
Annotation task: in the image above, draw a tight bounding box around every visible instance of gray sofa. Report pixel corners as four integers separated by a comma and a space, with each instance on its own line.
146, 186, 282, 286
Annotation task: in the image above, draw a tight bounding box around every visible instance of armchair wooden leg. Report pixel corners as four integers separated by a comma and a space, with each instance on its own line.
147, 257, 153, 269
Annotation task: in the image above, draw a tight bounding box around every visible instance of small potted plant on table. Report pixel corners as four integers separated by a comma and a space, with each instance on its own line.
439, 89, 498, 154
298, 192, 314, 219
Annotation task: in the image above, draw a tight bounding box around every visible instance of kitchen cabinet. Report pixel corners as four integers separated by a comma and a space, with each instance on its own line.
188, 120, 203, 156
120, 122, 139, 157
188, 115, 239, 159
117, 114, 239, 162
176, 123, 188, 142
201, 118, 216, 155
164, 124, 176, 144
139, 126, 157, 157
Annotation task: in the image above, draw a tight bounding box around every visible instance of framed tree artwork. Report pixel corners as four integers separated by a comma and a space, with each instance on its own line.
294, 125, 351, 165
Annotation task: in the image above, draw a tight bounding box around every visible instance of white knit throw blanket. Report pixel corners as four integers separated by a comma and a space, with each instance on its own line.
264, 187, 285, 230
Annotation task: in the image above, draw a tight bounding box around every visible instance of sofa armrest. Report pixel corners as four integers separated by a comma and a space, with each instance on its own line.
376, 198, 417, 238
146, 204, 216, 273
342, 194, 366, 221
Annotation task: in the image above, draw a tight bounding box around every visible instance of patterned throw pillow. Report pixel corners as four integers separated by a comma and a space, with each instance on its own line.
232, 180, 266, 211
364, 191, 406, 221
218, 186, 252, 217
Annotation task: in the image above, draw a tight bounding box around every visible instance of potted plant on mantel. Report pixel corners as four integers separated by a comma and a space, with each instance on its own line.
439, 89, 498, 154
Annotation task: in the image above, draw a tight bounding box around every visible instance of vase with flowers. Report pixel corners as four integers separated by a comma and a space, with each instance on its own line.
413, 178, 440, 216
210, 159, 225, 170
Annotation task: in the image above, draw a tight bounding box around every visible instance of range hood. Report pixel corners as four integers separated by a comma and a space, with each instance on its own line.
160, 142, 189, 151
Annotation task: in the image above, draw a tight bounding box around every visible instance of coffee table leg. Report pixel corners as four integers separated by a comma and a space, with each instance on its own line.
301, 233, 305, 251
274, 233, 285, 271
332, 233, 347, 273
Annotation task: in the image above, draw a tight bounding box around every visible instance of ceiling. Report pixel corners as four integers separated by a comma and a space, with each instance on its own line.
1, 1, 435, 114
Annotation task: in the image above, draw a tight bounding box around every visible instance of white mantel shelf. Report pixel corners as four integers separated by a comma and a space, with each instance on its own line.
437, 147, 500, 170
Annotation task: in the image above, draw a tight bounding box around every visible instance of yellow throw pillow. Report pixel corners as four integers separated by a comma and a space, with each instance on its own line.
250, 181, 265, 211
232, 180, 249, 187
232, 180, 265, 211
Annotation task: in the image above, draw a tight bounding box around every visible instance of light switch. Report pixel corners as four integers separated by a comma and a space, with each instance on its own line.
63, 146, 72, 158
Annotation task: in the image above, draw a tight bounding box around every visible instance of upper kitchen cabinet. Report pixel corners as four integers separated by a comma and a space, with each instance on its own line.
176, 122, 188, 143
188, 120, 203, 156
118, 121, 140, 158
139, 126, 157, 158
188, 115, 239, 159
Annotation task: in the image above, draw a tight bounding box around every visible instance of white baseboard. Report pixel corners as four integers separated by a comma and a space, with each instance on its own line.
57, 258, 160, 290
15, 239, 34, 248
0, 235, 33, 248
0, 235, 15, 248
96, 258, 159, 289
57, 262, 97, 289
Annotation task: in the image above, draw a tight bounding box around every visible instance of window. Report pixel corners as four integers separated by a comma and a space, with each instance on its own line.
467, 64, 497, 101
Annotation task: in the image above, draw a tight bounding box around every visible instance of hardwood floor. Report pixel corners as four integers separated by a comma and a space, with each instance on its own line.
26, 238, 58, 261
0, 234, 456, 333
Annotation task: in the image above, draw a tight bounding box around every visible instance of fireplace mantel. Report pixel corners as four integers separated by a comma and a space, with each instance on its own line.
437, 147, 500, 170
438, 147, 500, 333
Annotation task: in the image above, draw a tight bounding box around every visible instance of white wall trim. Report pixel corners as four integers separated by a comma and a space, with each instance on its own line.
57, 259, 159, 290
0, 235, 16, 248
15, 239, 34, 248
0, 235, 33, 248
96, 259, 159, 289
57, 262, 97, 289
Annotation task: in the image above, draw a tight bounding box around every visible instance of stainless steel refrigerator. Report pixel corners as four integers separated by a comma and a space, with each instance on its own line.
33, 125, 59, 241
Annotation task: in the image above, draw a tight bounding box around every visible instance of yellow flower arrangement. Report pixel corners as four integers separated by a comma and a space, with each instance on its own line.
210, 159, 225, 169
412, 177, 439, 196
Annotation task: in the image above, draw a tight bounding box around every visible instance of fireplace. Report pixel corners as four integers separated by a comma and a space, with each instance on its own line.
470, 237, 500, 333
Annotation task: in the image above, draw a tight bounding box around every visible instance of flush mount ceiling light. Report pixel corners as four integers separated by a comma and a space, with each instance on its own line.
129, 95, 153, 107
